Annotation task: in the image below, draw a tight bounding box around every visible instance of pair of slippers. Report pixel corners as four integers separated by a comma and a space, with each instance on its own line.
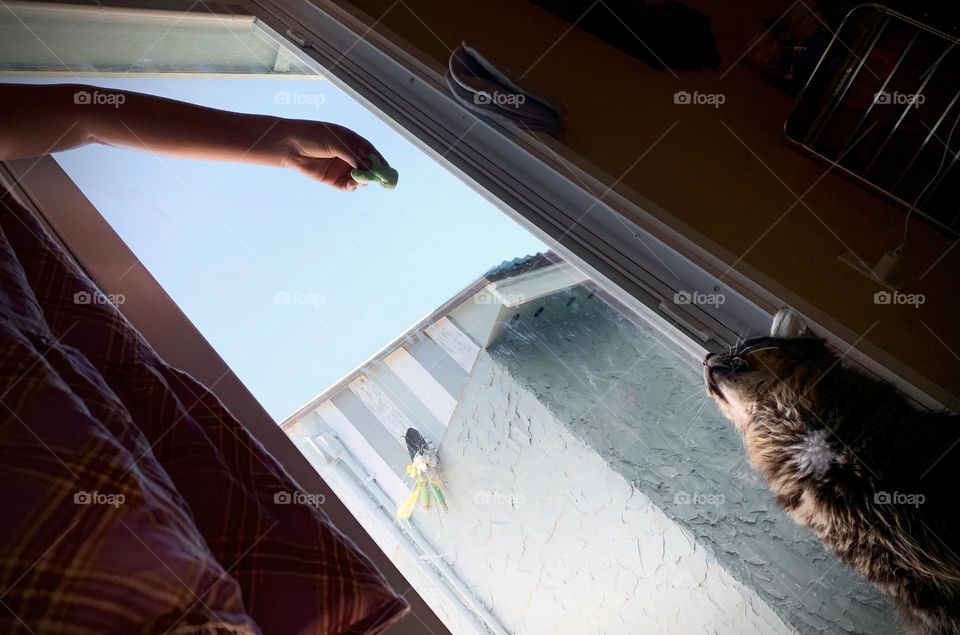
445, 42, 564, 135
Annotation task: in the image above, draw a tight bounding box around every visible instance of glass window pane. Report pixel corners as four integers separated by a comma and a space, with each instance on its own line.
2, 15, 896, 633
0, 6, 312, 74
21, 75, 545, 421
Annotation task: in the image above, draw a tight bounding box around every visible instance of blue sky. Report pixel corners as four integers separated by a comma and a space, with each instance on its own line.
28, 77, 545, 421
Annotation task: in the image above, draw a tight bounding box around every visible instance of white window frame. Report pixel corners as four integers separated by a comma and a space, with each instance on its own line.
4, 0, 945, 404
238, 0, 949, 411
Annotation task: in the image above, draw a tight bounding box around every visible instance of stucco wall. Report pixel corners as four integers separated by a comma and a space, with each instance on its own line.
410, 350, 795, 634
285, 273, 898, 634
486, 285, 896, 634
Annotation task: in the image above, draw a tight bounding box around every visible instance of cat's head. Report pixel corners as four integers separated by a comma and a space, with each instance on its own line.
704, 309, 837, 437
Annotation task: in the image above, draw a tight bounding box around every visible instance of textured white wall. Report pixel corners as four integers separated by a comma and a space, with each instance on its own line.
489, 289, 894, 634
410, 351, 794, 635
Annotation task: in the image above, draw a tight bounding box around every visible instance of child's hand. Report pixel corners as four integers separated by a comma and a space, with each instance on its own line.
281, 121, 389, 192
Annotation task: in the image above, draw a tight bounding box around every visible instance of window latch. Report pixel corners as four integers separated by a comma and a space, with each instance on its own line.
285, 28, 313, 49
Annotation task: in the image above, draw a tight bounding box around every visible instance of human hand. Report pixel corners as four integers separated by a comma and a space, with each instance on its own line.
279, 120, 389, 192
0, 84, 391, 193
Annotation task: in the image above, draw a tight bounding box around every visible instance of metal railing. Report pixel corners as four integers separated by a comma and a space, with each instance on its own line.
786, 4, 960, 235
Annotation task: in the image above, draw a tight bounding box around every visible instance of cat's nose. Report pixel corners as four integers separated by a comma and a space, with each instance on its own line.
705, 353, 731, 370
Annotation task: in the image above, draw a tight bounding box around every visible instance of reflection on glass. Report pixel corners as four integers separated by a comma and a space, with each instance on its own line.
3, 11, 897, 626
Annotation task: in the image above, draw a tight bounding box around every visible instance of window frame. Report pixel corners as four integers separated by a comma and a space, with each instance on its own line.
3, 0, 945, 405
237, 0, 949, 411
2, 0, 951, 630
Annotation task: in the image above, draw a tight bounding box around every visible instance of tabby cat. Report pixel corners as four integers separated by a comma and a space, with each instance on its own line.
704, 309, 960, 634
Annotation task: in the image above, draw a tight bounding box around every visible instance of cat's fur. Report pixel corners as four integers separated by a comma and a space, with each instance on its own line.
704, 309, 960, 634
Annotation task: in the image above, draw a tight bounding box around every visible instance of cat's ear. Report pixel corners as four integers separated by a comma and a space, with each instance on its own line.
770, 308, 813, 338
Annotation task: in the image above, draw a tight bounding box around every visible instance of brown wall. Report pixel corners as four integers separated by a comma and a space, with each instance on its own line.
342, 0, 960, 408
